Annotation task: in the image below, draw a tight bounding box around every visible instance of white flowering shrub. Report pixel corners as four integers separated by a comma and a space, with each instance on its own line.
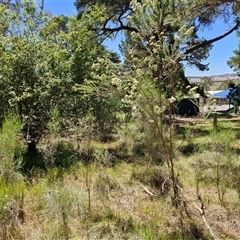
73, 53, 125, 140
116, 0, 208, 206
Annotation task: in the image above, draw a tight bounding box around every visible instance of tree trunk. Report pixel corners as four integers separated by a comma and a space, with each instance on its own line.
27, 141, 37, 154
22, 140, 45, 172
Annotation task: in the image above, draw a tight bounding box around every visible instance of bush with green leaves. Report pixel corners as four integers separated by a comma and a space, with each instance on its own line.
73, 52, 124, 141
0, 1, 110, 156
0, 2, 73, 152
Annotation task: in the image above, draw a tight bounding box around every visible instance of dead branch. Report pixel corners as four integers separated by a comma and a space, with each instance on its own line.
194, 202, 218, 240
140, 183, 156, 197
162, 176, 171, 193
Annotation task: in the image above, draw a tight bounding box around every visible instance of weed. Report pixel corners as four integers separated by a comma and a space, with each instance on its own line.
0, 113, 24, 181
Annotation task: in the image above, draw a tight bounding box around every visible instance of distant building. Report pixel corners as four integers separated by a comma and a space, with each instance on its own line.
208, 90, 230, 105
207, 89, 233, 111
177, 98, 199, 116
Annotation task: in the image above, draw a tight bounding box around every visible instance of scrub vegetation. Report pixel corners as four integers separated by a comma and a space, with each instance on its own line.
0, 0, 240, 239
1, 113, 240, 239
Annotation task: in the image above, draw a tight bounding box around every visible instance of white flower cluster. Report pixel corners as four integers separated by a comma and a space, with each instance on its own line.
136, 68, 142, 76
131, 0, 142, 11
90, 71, 98, 79
178, 24, 187, 34
189, 86, 198, 93
130, 31, 141, 42
184, 26, 195, 36
169, 96, 176, 103
111, 76, 122, 90
100, 73, 107, 79
97, 57, 105, 63
178, 25, 195, 37
154, 105, 162, 115
91, 62, 101, 71
121, 77, 140, 108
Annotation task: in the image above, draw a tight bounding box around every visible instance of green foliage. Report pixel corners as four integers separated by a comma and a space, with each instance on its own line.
0, 178, 25, 211
0, 113, 22, 158
0, 1, 72, 146
68, 15, 100, 85
218, 79, 236, 90
74, 53, 124, 140
42, 140, 78, 168
46, 167, 65, 184
186, 122, 240, 206
116, 120, 145, 158
74, 0, 133, 20
53, 142, 77, 168
234, 100, 239, 114
195, 150, 240, 204
47, 107, 61, 136
0, 0, 115, 156
0, 113, 25, 238
228, 30, 240, 74
0, 113, 23, 182
56, 5, 123, 141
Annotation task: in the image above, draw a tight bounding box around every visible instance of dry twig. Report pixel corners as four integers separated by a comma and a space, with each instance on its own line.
140, 184, 156, 197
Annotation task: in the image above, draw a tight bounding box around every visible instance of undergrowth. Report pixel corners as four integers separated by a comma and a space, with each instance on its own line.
0, 114, 240, 239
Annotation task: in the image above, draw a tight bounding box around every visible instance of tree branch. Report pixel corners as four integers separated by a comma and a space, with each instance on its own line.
101, 5, 139, 34
103, 25, 139, 33
194, 202, 218, 240
140, 183, 156, 197
184, 19, 239, 55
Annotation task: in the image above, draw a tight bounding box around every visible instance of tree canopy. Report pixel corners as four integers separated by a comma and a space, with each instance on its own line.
0, 1, 121, 155
75, 0, 240, 48
75, 0, 240, 92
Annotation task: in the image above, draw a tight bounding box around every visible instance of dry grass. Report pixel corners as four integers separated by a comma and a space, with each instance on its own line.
1, 117, 240, 239
7, 159, 238, 239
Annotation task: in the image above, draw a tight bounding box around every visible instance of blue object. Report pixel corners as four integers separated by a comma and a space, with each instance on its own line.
213, 89, 231, 98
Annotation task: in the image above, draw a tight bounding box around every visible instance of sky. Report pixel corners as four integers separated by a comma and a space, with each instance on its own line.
39, 0, 239, 77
